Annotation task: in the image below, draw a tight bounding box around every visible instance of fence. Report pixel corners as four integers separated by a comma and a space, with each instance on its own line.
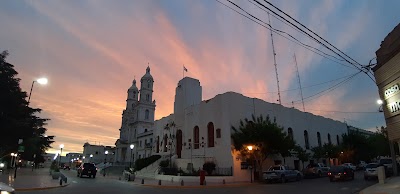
159, 167, 233, 176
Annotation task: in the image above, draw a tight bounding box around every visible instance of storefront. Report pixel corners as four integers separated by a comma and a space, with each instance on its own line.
373, 23, 400, 175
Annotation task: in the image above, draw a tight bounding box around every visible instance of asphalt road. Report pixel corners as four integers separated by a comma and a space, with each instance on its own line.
19, 170, 376, 194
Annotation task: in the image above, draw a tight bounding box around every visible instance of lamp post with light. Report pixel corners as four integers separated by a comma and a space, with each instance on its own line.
104, 151, 108, 176
377, 99, 384, 112
59, 144, 64, 167
130, 144, 134, 168
28, 77, 48, 104
10, 153, 15, 168
247, 146, 254, 183
90, 154, 93, 163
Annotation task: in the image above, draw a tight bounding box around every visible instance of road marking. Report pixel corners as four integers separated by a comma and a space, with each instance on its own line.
72, 181, 78, 183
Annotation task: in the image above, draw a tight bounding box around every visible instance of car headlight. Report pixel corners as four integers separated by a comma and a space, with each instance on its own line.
1, 191, 12, 194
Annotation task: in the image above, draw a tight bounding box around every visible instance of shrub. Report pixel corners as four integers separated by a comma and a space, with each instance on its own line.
203, 162, 216, 175
159, 159, 169, 168
134, 155, 161, 171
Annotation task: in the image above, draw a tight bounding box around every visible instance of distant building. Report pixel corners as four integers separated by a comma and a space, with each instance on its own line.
83, 142, 115, 164
347, 126, 375, 137
114, 68, 350, 182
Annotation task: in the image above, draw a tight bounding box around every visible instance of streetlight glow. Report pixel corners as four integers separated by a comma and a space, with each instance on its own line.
90, 154, 93, 158
130, 144, 134, 149
247, 146, 253, 151
59, 144, 64, 149
105, 150, 109, 155
377, 99, 383, 105
37, 77, 48, 85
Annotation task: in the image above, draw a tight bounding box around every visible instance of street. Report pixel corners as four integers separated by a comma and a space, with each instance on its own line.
19, 170, 375, 194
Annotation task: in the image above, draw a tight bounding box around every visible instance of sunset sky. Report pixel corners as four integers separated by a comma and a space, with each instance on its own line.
1, 0, 399, 155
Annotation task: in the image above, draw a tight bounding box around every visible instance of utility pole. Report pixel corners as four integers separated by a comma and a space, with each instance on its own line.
294, 53, 305, 112
268, 12, 281, 105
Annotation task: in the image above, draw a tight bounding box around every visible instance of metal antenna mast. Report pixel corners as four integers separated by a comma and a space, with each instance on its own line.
294, 53, 305, 112
268, 12, 281, 104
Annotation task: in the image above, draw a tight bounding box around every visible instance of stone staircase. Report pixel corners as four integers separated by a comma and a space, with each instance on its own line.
135, 155, 174, 179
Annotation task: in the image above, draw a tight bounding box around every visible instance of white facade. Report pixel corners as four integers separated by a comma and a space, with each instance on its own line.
115, 75, 348, 181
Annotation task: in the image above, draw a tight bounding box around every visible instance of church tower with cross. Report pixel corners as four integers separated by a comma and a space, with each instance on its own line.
114, 66, 156, 164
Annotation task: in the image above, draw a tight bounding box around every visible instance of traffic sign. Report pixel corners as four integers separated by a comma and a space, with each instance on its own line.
18, 146, 25, 152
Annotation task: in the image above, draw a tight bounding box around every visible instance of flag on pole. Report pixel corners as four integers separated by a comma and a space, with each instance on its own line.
183, 66, 188, 72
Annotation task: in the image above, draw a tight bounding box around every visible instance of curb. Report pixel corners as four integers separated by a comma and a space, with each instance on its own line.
138, 183, 254, 189
15, 183, 70, 191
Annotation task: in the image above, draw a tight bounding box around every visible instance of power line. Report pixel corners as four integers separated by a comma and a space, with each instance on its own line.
257, 0, 376, 82
247, 0, 347, 63
239, 73, 357, 94
216, 0, 357, 70
251, 0, 372, 77
293, 71, 362, 103
216, 0, 365, 104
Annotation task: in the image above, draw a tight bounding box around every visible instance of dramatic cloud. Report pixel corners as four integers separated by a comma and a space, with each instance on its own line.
1, 0, 397, 154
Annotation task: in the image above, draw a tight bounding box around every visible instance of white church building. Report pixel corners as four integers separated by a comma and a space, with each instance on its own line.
114, 67, 348, 182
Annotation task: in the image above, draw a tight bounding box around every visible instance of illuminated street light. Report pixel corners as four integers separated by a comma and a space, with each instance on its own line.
130, 144, 135, 168
104, 151, 109, 177
28, 77, 48, 103
59, 144, 64, 167
377, 99, 383, 105
247, 145, 255, 183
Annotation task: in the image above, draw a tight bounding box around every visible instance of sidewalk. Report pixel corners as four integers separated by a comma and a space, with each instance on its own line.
100, 174, 254, 188
360, 176, 400, 194
0, 167, 69, 191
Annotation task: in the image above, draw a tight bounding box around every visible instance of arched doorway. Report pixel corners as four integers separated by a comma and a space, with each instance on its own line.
176, 130, 183, 158
207, 122, 215, 147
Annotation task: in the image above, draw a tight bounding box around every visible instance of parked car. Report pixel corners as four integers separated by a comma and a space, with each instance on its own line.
263, 165, 302, 183
357, 161, 367, 170
328, 166, 354, 182
303, 163, 330, 177
63, 165, 70, 170
364, 163, 379, 180
0, 182, 15, 194
77, 163, 97, 178
342, 163, 356, 171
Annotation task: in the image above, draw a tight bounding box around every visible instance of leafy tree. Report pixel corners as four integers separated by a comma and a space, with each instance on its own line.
203, 162, 216, 175
311, 143, 340, 165
0, 50, 54, 163
293, 145, 310, 169
231, 114, 295, 179
342, 130, 371, 162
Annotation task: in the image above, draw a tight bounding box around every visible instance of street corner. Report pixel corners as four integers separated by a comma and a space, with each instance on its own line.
15, 183, 70, 191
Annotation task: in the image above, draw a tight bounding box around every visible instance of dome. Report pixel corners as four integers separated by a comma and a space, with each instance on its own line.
128, 79, 138, 91
141, 66, 153, 81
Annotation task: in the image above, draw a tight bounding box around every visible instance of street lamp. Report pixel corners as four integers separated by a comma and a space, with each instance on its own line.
90, 154, 93, 163
10, 153, 15, 168
59, 144, 64, 167
377, 99, 384, 112
130, 144, 134, 168
28, 77, 48, 104
104, 151, 108, 177
247, 145, 255, 183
